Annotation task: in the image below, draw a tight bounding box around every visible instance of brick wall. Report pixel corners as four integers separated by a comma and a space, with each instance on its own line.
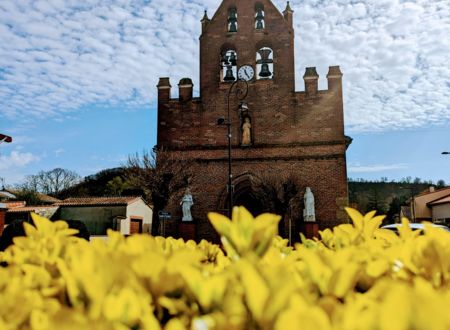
156, 0, 349, 242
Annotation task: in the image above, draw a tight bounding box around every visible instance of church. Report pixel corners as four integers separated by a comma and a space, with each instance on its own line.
156, 0, 351, 242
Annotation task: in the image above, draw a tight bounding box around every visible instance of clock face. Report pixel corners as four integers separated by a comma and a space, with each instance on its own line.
238, 65, 254, 81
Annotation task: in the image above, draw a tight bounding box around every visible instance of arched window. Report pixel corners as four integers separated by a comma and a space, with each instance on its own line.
256, 47, 273, 80
228, 7, 237, 32
255, 4, 265, 30
221, 50, 237, 82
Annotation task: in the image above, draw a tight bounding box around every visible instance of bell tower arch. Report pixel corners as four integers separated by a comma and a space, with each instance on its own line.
199, 0, 295, 98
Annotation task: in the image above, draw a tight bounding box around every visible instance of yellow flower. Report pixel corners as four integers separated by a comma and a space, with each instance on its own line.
208, 206, 280, 259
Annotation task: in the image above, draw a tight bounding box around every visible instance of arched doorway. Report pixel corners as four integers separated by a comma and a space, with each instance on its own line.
217, 172, 286, 236
217, 173, 266, 217
233, 189, 265, 217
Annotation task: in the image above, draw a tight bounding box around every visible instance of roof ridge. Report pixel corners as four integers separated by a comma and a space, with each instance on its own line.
427, 193, 450, 205
416, 186, 450, 197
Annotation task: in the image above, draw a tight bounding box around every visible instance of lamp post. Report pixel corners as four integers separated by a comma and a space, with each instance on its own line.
218, 79, 248, 218
0, 134, 12, 144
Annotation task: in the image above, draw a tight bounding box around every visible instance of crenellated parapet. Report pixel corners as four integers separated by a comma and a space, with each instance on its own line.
178, 78, 194, 103
301, 65, 343, 97
157, 77, 196, 104
157, 77, 171, 104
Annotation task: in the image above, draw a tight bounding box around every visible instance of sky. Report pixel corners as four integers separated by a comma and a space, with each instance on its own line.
0, 0, 449, 186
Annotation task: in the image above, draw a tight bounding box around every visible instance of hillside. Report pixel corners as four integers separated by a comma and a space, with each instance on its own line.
348, 180, 444, 222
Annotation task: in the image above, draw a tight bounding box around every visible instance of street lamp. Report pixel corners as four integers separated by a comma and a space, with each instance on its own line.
442, 151, 450, 155
0, 134, 12, 144
218, 79, 248, 218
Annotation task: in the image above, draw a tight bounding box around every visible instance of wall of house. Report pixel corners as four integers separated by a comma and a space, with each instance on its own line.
126, 199, 153, 234
57, 206, 126, 236
413, 188, 450, 220
431, 204, 450, 224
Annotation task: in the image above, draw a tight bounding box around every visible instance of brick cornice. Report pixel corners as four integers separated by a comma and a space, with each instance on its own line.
158, 139, 347, 152
197, 153, 345, 163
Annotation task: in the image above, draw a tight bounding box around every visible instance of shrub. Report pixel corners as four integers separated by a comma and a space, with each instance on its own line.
0, 207, 449, 329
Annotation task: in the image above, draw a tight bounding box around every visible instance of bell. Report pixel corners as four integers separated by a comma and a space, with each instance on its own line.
228, 52, 237, 66
259, 63, 271, 78
223, 66, 235, 82
256, 19, 264, 30
228, 9, 237, 32
229, 21, 237, 32
255, 8, 264, 29
229, 9, 237, 20
221, 52, 229, 65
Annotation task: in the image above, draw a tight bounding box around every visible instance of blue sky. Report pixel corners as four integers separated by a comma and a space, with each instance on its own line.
0, 0, 449, 186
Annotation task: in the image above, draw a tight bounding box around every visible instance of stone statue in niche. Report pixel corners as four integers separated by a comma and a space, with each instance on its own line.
241, 116, 252, 145
303, 187, 316, 222
180, 188, 194, 221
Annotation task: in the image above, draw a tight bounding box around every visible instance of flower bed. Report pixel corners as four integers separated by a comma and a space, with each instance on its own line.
0, 207, 449, 329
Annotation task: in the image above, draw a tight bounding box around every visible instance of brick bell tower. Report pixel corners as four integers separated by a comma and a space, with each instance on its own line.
157, 0, 350, 242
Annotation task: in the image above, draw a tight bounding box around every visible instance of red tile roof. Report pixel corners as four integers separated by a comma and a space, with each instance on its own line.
55, 196, 141, 206
7, 206, 59, 213
416, 186, 450, 197
3, 190, 61, 204
2, 201, 26, 209
428, 194, 450, 206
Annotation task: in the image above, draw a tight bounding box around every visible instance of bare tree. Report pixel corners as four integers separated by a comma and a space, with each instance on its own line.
125, 149, 195, 235
250, 171, 302, 240
22, 168, 81, 196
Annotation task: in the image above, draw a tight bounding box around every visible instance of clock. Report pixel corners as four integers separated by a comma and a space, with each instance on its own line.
238, 65, 254, 81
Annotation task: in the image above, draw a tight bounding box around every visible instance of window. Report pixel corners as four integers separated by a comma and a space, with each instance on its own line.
255, 4, 265, 30
228, 7, 237, 32
221, 50, 237, 82
256, 47, 273, 80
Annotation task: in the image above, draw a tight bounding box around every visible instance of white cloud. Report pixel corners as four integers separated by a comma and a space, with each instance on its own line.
0, 0, 449, 133
0, 150, 39, 171
348, 163, 408, 173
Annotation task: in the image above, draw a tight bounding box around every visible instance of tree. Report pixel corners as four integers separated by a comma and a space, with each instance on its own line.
365, 187, 387, 215
436, 179, 446, 188
125, 149, 195, 235
22, 168, 80, 196
105, 177, 130, 196
249, 171, 302, 240
386, 196, 408, 224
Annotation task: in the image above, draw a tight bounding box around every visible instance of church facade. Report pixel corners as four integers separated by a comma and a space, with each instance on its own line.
156, 0, 350, 242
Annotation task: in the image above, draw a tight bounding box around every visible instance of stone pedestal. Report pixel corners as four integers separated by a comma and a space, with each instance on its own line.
179, 222, 196, 242
300, 222, 319, 239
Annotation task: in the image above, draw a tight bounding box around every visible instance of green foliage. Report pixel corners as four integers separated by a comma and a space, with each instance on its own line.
1, 208, 450, 329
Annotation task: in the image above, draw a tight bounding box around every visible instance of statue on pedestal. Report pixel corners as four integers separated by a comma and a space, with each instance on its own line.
303, 187, 315, 222
180, 188, 194, 221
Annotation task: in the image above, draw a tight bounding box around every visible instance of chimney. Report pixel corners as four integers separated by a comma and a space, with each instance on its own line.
303, 67, 319, 97
178, 78, 193, 102
283, 1, 294, 27
157, 77, 171, 103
